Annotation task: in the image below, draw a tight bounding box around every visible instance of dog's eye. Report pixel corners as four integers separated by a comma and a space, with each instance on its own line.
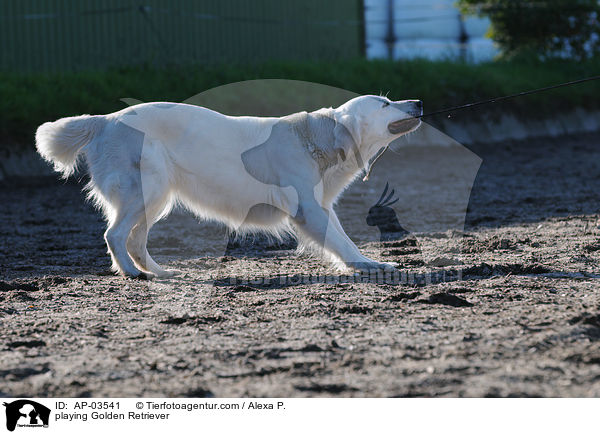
382, 101, 390, 108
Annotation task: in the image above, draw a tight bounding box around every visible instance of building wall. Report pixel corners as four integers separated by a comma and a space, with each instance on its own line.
0, 0, 363, 72
364, 0, 498, 62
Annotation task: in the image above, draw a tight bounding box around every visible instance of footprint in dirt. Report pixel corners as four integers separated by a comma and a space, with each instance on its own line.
418, 292, 474, 307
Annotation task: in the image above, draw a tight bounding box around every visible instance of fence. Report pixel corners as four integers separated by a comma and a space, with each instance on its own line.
364, 0, 497, 62
0, 0, 364, 72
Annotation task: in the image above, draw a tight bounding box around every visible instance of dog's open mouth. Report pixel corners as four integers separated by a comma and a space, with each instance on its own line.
388, 116, 421, 134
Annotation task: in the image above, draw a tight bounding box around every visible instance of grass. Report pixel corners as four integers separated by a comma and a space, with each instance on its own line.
2, 57, 600, 148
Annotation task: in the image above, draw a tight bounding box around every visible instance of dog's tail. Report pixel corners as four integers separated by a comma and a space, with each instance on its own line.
35, 115, 106, 178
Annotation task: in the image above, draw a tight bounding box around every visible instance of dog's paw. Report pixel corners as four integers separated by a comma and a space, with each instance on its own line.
351, 260, 399, 273
379, 261, 399, 270
156, 269, 181, 279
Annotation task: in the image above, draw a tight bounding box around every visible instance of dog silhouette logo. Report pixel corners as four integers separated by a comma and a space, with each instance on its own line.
3, 400, 50, 431
366, 182, 410, 242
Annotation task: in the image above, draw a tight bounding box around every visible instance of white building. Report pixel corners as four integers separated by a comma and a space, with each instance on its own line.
364, 0, 498, 62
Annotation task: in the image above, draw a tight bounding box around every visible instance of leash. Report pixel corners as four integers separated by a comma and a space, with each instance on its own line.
416, 74, 600, 120
362, 73, 600, 181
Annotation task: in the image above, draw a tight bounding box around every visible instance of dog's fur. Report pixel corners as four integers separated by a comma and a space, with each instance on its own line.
35, 95, 422, 279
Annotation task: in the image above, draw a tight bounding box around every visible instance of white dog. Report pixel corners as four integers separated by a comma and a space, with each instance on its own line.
35, 95, 422, 279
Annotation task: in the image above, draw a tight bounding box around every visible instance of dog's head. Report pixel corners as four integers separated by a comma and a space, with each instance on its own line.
331, 95, 422, 163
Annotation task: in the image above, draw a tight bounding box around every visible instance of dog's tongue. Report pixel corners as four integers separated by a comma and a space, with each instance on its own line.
388, 118, 418, 134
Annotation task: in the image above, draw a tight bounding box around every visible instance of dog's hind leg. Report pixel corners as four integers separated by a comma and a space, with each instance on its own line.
100, 170, 160, 279
105, 204, 154, 279
124, 152, 176, 278
127, 206, 179, 279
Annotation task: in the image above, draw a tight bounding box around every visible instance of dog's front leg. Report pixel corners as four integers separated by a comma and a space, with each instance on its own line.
292, 201, 396, 271
327, 207, 399, 271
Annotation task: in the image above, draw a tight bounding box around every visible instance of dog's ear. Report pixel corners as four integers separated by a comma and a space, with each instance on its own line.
333, 114, 361, 161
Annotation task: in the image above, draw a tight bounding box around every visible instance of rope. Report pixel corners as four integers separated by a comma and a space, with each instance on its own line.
417, 75, 600, 119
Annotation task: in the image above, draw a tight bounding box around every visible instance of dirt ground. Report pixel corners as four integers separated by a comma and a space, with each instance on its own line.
2, 132, 600, 397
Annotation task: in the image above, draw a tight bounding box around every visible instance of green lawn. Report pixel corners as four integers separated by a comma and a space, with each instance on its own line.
2, 57, 599, 148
